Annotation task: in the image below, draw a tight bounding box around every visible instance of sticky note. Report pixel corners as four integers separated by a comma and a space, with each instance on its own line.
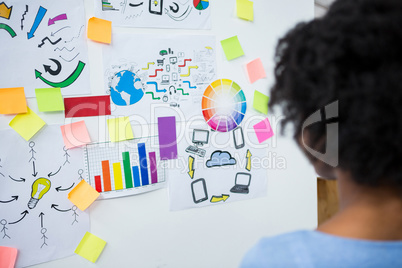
87, 17, 112, 44
35, 88, 64, 112
60, 121, 91, 149
253, 90, 269, 114
253, 118, 274, 143
247, 58, 266, 83
107, 117, 134, 142
0, 87, 27, 114
64, 95, 111, 118
9, 107, 46, 141
237, 0, 254, 21
75, 232, 106, 263
158, 116, 178, 160
0, 246, 18, 268
68, 180, 100, 211
220, 36, 244, 61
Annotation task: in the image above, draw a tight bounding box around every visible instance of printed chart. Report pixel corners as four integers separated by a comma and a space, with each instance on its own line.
202, 79, 247, 132
194, 0, 210, 10
84, 137, 166, 199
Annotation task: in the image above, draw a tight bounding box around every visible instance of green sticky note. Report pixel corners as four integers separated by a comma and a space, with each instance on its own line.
75, 232, 106, 263
220, 36, 245, 61
253, 90, 269, 114
35, 88, 64, 112
9, 107, 46, 141
107, 116, 134, 142
237, 0, 254, 21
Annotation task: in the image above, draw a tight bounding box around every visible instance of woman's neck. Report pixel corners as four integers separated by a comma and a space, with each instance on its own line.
317, 170, 402, 241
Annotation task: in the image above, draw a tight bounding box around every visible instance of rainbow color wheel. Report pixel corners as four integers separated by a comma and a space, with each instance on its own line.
202, 79, 247, 132
194, 0, 209, 11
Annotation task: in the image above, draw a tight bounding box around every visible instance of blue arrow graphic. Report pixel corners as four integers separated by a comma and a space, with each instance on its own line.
27, 6, 47, 39
146, 81, 166, 93
183, 81, 196, 89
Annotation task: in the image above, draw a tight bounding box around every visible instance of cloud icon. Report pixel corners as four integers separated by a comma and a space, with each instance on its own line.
206, 151, 236, 168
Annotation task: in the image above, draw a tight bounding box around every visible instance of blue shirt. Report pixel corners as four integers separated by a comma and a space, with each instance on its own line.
240, 230, 402, 268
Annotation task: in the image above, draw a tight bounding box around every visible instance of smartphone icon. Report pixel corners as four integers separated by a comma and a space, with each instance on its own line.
233, 127, 245, 149
191, 178, 208, 204
149, 0, 163, 15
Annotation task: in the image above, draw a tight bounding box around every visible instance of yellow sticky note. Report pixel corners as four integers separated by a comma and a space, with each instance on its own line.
107, 117, 134, 142
0, 246, 18, 268
253, 90, 269, 114
237, 0, 254, 21
75, 232, 106, 263
35, 88, 64, 112
9, 107, 46, 141
220, 36, 244, 61
68, 180, 100, 211
87, 17, 112, 44
0, 87, 27, 114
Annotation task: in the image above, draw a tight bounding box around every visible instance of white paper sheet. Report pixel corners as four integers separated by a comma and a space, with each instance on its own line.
103, 33, 216, 123
168, 118, 269, 211
0, 0, 90, 97
0, 126, 89, 268
94, 0, 211, 29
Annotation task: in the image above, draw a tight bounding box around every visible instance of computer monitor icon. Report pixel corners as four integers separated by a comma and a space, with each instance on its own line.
192, 129, 209, 146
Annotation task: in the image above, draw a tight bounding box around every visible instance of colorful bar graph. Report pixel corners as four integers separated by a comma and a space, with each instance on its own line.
149, 152, 158, 184
132, 166, 141, 187
138, 143, 149, 186
113, 162, 123, 190
101, 160, 112, 192
122, 152, 133, 189
94, 175, 102, 192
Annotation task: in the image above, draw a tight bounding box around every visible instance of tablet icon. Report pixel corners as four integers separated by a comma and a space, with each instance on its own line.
191, 178, 208, 204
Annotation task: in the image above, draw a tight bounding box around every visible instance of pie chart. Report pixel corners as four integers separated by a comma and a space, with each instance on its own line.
194, 0, 209, 11
202, 79, 247, 132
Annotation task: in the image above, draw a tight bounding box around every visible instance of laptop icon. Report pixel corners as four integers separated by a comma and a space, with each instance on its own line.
230, 173, 251, 194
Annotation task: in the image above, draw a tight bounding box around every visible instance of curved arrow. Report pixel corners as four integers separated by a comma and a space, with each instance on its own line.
129, 2, 144, 7
43, 58, 62, 76
183, 81, 196, 89
51, 204, 71, 212
0, 23, 16, 37
0, 196, 18, 203
9, 210, 29, 224
48, 166, 61, 177
48, 13, 67, 26
146, 81, 166, 93
145, 92, 160, 100
55, 182, 75, 192
149, 68, 163, 78
170, 2, 179, 13
39, 212, 44, 228
35, 60, 85, 88
51, 26, 70, 36
210, 194, 230, 203
180, 66, 198, 77
38, 36, 62, 48
59, 52, 79, 62
179, 58, 191, 67
8, 175, 25, 182
176, 88, 189, 95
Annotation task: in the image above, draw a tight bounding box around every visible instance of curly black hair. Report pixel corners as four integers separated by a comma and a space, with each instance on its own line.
269, 0, 402, 189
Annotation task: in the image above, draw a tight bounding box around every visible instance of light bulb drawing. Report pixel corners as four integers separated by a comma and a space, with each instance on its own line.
28, 178, 51, 209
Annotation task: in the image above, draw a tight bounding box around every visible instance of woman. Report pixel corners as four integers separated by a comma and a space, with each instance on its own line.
241, 0, 402, 267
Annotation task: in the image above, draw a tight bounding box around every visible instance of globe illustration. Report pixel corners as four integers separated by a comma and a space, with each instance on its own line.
110, 70, 144, 106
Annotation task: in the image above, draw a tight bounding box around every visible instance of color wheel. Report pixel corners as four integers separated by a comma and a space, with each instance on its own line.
194, 0, 209, 11
202, 79, 247, 132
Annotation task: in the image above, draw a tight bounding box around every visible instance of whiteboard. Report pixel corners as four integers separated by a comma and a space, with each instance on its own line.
0, 0, 316, 267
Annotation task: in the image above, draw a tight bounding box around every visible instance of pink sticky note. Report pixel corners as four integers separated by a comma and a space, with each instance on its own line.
60, 121, 91, 149
0, 246, 18, 268
253, 118, 274, 143
246, 58, 266, 83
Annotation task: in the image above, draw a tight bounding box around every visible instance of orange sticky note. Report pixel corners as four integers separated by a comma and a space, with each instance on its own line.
247, 58, 266, 83
9, 107, 46, 141
0, 246, 18, 268
87, 17, 112, 44
60, 121, 91, 149
68, 180, 100, 211
0, 87, 27, 114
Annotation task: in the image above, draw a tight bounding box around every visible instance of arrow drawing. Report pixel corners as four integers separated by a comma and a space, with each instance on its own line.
9, 210, 29, 224
20, 5, 28, 30
0, 2, 12, 20
54, 46, 75, 52
178, 58, 191, 67
51, 26, 70, 36
43, 58, 62, 76
170, 2, 179, 13
145, 92, 160, 100
32, 161, 38, 177
129, 2, 144, 7
59, 52, 80, 62
48, 14, 67, 26
51, 204, 71, 212
55, 183, 75, 192
39, 212, 45, 228
142, 62, 155, 70
183, 81, 196, 89
146, 81, 166, 93
188, 156, 194, 179
38, 37, 62, 48
176, 88, 189, 95
27, 6, 47, 39
210, 194, 230, 203
64, 25, 84, 43
180, 66, 198, 77
0, 23, 16, 37
149, 68, 163, 78
48, 166, 61, 177
35, 60, 85, 88
245, 149, 252, 171
8, 175, 25, 182
0, 196, 18, 203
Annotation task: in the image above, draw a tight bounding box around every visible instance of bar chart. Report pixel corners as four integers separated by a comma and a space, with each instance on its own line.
84, 136, 166, 199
